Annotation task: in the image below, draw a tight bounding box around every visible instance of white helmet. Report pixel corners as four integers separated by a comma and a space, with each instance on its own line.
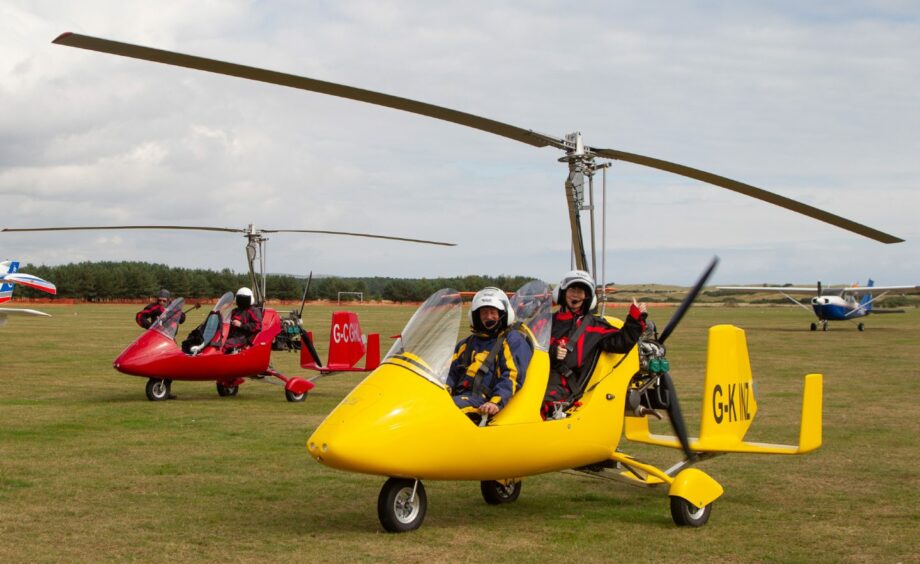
469, 287, 515, 332
236, 287, 254, 308
554, 270, 597, 312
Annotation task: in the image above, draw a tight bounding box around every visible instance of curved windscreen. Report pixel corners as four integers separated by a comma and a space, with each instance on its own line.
384, 288, 462, 386
152, 298, 186, 340
510, 280, 552, 351
200, 291, 235, 345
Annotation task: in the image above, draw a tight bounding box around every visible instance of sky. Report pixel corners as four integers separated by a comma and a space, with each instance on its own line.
2, 1, 918, 286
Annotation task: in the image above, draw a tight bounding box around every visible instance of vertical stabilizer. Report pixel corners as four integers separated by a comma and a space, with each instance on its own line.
699, 325, 758, 446
0, 261, 21, 304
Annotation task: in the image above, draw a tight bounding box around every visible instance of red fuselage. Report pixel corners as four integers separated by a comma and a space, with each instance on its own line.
114, 309, 281, 381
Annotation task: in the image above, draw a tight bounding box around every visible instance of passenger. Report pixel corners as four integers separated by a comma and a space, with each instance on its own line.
135, 289, 185, 329
542, 270, 646, 419
446, 287, 532, 422
222, 287, 262, 353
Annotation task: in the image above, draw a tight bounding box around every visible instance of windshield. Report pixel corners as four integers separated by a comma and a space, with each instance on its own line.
510, 280, 552, 351
384, 288, 462, 386
200, 292, 235, 345
152, 297, 186, 340
382, 281, 552, 387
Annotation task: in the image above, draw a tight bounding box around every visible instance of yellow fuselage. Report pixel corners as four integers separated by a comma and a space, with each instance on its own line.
308, 346, 637, 481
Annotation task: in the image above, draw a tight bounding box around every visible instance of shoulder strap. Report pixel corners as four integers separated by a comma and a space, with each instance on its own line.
471, 322, 521, 397
564, 315, 593, 353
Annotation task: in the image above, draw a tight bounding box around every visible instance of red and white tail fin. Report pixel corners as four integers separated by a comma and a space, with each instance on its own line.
301, 311, 380, 373
0, 261, 17, 304
1, 261, 57, 304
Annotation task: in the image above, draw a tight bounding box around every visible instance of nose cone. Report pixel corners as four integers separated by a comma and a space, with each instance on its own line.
113, 331, 176, 377
307, 366, 462, 477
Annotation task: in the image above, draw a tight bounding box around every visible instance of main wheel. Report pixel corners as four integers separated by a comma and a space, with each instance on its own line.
285, 389, 307, 402
670, 496, 712, 527
810, 323, 817, 331
857, 323, 865, 332
145, 378, 170, 401
480, 480, 522, 505
377, 478, 427, 533
216, 382, 239, 397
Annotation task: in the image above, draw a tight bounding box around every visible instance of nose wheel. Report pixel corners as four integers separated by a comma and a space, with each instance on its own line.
145, 378, 172, 401
377, 478, 427, 533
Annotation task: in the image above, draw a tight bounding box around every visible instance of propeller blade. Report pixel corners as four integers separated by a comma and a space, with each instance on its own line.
52, 33, 567, 151
590, 148, 902, 244
264, 229, 455, 246
658, 256, 719, 344
817, 281, 823, 297
298, 271, 313, 319
660, 372, 693, 459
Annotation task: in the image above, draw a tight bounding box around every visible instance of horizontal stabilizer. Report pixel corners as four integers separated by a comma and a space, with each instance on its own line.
625, 375, 821, 454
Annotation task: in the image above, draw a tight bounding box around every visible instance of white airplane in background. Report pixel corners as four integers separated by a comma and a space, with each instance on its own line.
0, 261, 57, 327
717, 280, 920, 331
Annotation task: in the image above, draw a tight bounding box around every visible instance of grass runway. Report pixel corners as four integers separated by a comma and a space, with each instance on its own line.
1, 302, 918, 561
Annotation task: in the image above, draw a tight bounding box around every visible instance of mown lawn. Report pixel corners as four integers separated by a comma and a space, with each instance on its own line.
1, 302, 918, 561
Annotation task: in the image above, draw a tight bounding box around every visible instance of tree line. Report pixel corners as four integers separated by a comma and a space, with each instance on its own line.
13, 261, 536, 303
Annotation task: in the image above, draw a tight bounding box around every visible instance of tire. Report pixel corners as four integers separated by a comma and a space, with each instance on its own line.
857, 323, 865, 332
810, 323, 817, 331
480, 480, 522, 505
216, 382, 239, 397
669, 496, 712, 527
145, 378, 170, 401
377, 478, 427, 533
285, 389, 307, 402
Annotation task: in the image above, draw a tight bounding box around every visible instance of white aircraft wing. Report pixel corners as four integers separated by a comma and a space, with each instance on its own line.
0, 307, 52, 327
716, 286, 818, 294
839, 285, 920, 295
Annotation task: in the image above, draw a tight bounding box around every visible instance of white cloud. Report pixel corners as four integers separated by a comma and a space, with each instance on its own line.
1, 1, 918, 285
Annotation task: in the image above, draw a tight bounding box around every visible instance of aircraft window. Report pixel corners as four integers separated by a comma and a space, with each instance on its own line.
384, 288, 462, 386
151, 297, 185, 340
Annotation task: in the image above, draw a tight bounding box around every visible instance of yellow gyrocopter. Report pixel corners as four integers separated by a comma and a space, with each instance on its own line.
51, 33, 901, 531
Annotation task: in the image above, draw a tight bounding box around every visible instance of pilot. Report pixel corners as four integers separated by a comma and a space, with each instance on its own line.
542, 270, 646, 419
446, 287, 532, 422
135, 288, 185, 329
223, 287, 262, 353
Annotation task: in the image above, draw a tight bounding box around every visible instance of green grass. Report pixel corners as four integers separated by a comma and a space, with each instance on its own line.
1, 303, 919, 561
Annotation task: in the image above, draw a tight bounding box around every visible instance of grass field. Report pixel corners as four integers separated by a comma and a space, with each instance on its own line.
1, 302, 918, 561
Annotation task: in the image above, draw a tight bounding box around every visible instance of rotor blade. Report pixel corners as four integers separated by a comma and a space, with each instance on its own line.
264, 229, 455, 246
658, 256, 719, 344
591, 148, 902, 244
2, 225, 242, 234
660, 372, 693, 459
52, 33, 568, 151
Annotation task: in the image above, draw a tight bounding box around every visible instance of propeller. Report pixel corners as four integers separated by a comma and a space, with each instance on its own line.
654, 256, 719, 459
817, 281, 823, 297
657, 256, 719, 344
50, 32, 904, 245
298, 271, 313, 320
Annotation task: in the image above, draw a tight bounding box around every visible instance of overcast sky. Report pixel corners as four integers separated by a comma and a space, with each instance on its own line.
2, 1, 918, 286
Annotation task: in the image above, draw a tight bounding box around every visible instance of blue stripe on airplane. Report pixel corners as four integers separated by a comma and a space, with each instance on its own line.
812, 303, 867, 321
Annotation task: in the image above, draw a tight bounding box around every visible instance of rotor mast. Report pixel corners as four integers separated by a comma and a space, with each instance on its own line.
243, 224, 267, 305
561, 132, 608, 276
